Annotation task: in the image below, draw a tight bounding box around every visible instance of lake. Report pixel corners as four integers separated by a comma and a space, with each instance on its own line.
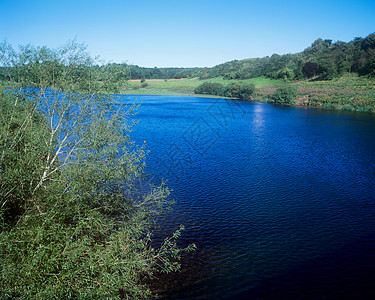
123, 95, 375, 299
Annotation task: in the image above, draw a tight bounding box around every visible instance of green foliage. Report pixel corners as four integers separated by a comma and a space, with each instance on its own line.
302, 62, 319, 78
192, 33, 375, 81
117, 64, 197, 80
0, 88, 49, 227
0, 41, 195, 299
292, 75, 375, 112
361, 33, 375, 51
194, 82, 225, 95
268, 85, 298, 104
224, 82, 256, 99
194, 81, 255, 100
276, 67, 295, 80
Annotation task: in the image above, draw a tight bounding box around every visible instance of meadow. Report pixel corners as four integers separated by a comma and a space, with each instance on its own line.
121, 76, 283, 96
291, 75, 375, 112
122, 75, 375, 113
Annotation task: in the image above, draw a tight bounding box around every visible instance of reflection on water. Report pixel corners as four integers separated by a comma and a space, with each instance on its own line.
122, 95, 375, 299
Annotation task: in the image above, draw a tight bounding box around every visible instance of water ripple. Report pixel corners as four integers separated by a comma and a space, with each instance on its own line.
123, 95, 375, 299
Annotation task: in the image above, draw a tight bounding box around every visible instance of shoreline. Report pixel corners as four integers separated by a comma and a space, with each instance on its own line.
120, 91, 375, 114
121, 75, 375, 114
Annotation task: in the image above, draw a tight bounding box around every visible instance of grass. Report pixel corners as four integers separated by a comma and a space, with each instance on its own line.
120, 77, 283, 96
120, 75, 375, 113
291, 74, 375, 112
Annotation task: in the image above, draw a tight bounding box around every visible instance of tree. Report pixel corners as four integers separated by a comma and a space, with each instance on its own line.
0, 40, 195, 299
302, 61, 319, 78
361, 33, 375, 51
268, 85, 298, 104
277, 67, 295, 80
224, 82, 255, 99
194, 81, 255, 100
194, 81, 225, 95
304, 38, 332, 54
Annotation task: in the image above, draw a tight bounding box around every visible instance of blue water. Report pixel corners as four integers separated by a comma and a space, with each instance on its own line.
123, 95, 375, 299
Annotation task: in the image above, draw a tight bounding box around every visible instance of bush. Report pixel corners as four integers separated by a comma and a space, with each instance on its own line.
268, 85, 298, 104
0, 41, 195, 299
224, 82, 255, 99
194, 82, 224, 95
194, 81, 255, 100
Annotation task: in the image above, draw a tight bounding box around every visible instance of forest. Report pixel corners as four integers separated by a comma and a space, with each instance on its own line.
196, 33, 375, 81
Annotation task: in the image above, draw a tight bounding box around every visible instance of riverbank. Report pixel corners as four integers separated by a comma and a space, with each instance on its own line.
120, 76, 375, 113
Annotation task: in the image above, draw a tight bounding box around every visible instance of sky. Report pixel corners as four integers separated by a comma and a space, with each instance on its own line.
1, 0, 375, 67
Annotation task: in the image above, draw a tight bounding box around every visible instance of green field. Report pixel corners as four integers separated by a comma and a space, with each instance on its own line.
120, 75, 375, 113
120, 76, 283, 96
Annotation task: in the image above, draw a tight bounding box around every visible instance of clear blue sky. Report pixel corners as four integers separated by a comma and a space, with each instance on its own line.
1, 0, 375, 67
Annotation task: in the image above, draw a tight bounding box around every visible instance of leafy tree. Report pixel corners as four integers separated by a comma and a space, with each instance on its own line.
304, 38, 332, 54
268, 85, 298, 104
277, 67, 295, 80
224, 82, 255, 99
194, 82, 225, 95
239, 82, 256, 99
0, 41, 195, 299
223, 82, 241, 98
361, 33, 375, 51
302, 61, 319, 78
194, 81, 255, 100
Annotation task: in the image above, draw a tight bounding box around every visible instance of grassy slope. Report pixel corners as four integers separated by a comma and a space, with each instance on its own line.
120, 75, 375, 113
292, 75, 375, 112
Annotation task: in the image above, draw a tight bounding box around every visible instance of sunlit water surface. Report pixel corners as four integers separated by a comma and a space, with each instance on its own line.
121, 95, 375, 299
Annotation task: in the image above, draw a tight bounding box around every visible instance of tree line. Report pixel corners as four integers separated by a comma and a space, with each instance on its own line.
125, 65, 198, 79
109, 32, 375, 81
197, 33, 375, 81
3, 33, 373, 84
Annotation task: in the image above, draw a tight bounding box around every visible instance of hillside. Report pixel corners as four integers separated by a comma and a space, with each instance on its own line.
3, 33, 373, 83
197, 33, 375, 81
2, 34, 375, 112
101, 33, 375, 82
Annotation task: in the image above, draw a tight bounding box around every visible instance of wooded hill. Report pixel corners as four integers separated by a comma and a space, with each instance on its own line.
197, 33, 375, 81
1, 33, 374, 82
101, 33, 375, 81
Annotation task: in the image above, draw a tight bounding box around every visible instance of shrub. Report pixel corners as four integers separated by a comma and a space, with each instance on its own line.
0, 41, 195, 299
268, 85, 298, 104
194, 81, 255, 100
194, 82, 225, 95
225, 82, 256, 99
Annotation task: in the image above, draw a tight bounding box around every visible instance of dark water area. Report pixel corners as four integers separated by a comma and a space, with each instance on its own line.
120, 95, 375, 299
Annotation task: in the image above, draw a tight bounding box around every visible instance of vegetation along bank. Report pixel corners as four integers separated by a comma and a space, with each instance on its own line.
1, 31, 375, 298
0, 41, 195, 299
119, 33, 375, 113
